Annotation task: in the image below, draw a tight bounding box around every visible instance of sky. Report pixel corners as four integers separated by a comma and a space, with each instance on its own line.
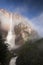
0, 0, 43, 37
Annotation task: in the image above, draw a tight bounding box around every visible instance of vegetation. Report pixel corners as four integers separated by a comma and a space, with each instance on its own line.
0, 22, 14, 65
16, 38, 43, 65
0, 21, 43, 65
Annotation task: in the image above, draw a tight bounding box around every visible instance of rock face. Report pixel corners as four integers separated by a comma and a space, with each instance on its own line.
0, 9, 39, 49
14, 22, 39, 45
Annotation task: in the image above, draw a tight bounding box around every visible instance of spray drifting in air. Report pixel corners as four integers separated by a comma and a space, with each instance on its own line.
5, 13, 20, 51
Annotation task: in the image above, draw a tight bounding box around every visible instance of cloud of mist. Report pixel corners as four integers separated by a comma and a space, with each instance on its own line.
31, 13, 43, 37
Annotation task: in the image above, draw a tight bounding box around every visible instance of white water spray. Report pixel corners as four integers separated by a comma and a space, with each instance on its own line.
5, 13, 15, 50
5, 13, 20, 51
9, 56, 18, 65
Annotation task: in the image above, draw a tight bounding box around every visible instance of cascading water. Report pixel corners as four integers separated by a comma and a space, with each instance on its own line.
9, 56, 18, 65
5, 13, 15, 50
5, 13, 21, 65
6, 13, 20, 51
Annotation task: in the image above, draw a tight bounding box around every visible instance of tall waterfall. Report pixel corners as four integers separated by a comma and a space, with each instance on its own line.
5, 13, 20, 51
6, 13, 19, 65
5, 13, 15, 50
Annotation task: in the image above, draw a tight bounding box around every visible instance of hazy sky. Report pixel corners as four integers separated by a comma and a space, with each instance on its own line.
0, 0, 43, 37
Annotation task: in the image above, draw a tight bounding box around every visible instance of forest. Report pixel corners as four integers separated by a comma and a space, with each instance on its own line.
0, 27, 43, 65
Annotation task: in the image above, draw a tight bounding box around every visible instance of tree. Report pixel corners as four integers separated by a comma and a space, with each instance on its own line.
16, 39, 43, 65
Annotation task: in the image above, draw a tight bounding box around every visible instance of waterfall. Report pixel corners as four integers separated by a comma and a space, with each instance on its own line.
5, 13, 20, 65
5, 13, 20, 51
9, 56, 18, 65
5, 13, 15, 50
